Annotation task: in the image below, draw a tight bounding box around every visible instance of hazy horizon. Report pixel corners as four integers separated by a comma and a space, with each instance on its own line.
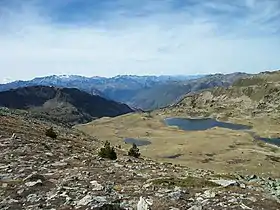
1, 0, 280, 83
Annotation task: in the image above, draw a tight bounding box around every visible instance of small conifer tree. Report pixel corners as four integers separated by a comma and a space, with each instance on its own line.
98, 141, 117, 160
128, 143, 141, 158
45, 127, 57, 139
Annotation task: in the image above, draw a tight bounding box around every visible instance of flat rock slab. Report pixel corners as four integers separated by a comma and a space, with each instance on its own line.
210, 179, 238, 187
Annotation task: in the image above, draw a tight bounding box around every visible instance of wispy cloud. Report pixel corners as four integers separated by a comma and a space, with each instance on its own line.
0, 0, 280, 81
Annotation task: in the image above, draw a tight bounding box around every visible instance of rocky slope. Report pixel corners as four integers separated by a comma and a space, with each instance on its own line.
160, 70, 280, 119
0, 108, 279, 209
0, 86, 133, 125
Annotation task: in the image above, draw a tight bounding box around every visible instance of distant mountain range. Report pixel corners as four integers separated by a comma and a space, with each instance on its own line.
0, 86, 133, 125
0, 73, 249, 110
129, 72, 250, 110
0, 75, 105, 97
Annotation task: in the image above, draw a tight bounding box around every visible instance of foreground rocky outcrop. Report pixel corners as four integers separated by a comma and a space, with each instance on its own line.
0, 109, 279, 209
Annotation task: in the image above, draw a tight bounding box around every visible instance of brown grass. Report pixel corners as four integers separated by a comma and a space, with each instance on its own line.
76, 113, 280, 178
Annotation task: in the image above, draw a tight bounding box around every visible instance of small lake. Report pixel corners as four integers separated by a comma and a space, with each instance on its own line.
124, 138, 151, 146
164, 118, 252, 131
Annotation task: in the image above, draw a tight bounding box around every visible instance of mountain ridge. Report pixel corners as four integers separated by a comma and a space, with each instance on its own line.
0, 85, 133, 125
0, 73, 250, 110
129, 72, 250, 110
159, 70, 280, 120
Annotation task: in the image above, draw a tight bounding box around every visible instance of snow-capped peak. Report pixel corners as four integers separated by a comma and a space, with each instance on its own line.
57, 75, 71, 79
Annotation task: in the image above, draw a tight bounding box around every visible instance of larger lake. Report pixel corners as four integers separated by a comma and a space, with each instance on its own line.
164, 117, 280, 147
164, 118, 252, 131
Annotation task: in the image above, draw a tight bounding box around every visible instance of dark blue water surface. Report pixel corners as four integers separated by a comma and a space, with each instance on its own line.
124, 138, 151, 146
164, 117, 280, 147
164, 118, 252, 131
256, 137, 280, 147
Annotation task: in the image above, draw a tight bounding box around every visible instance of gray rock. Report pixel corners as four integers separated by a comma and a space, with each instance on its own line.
240, 183, 246, 189
249, 175, 258, 180
168, 191, 182, 200
27, 194, 40, 203
51, 162, 68, 167
93, 196, 108, 203
76, 195, 93, 206
158, 188, 172, 193
240, 203, 253, 209
5, 198, 20, 204
25, 179, 42, 187
246, 197, 257, 202
210, 179, 238, 187
90, 180, 104, 191
45, 152, 54, 157
203, 190, 216, 198
228, 197, 238, 203
275, 189, 280, 197
137, 197, 152, 210
11, 133, 17, 139
114, 163, 123, 168
120, 199, 136, 209
106, 169, 115, 174
188, 205, 202, 210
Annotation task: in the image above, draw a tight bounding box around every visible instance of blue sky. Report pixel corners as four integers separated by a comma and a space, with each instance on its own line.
0, 0, 280, 82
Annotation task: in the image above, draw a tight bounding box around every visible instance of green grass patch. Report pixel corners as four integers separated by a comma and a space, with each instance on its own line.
152, 176, 219, 189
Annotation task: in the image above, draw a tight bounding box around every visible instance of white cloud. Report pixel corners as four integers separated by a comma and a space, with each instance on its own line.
0, 77, 13, 84
0, 0, 280, 81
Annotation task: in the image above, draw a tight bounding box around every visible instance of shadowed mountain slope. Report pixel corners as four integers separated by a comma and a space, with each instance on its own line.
0, 86, 133, 125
